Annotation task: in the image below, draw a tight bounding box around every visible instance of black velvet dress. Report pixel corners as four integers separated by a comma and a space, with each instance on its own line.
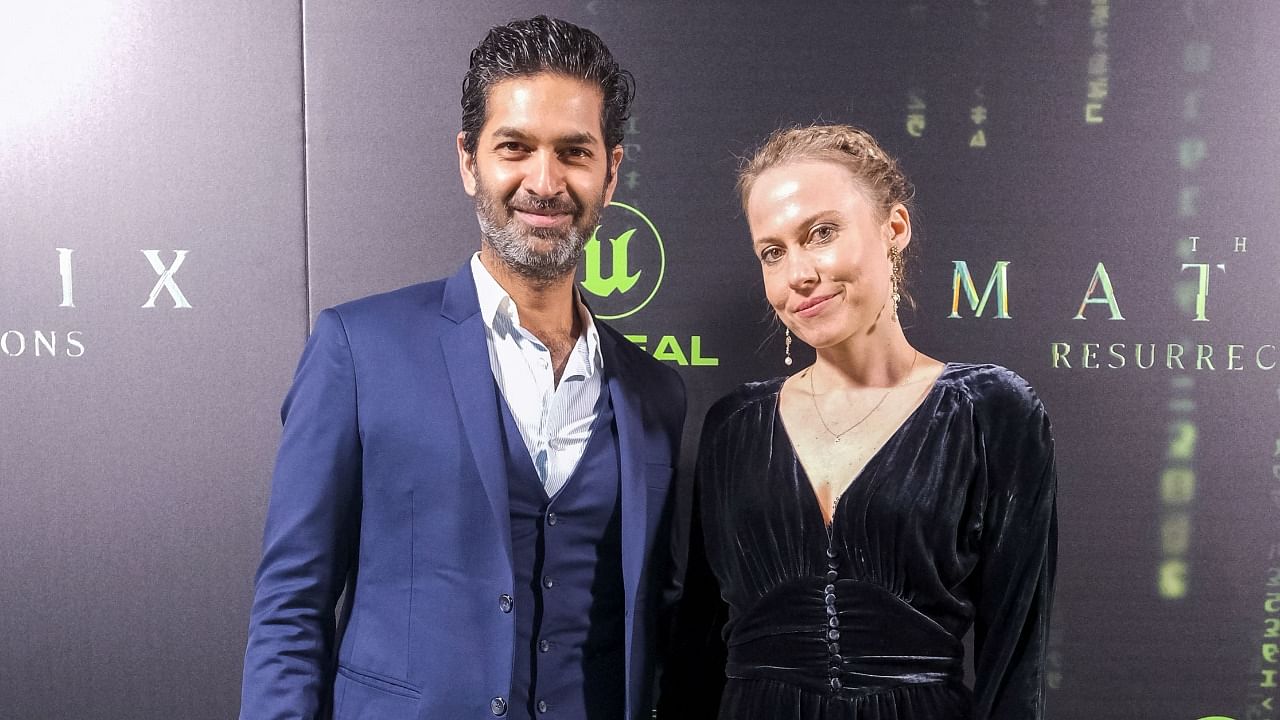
661, 364, 1057, 719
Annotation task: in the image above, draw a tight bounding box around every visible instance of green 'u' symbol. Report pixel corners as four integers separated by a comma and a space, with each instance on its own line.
581, 227, 641, 297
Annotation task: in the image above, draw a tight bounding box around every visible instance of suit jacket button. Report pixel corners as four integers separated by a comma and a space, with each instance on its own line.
490, 696, 507, 716
498, 594, 513, 613
546, 511, 558, 526
537, 699, 548, 713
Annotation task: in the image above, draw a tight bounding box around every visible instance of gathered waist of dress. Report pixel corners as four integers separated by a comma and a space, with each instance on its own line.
725, 577, 964, 695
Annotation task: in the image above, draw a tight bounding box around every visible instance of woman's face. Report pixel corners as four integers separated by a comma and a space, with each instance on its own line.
746, 160, 909, 350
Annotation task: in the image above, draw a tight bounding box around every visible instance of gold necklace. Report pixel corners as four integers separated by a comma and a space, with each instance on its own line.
807, 350, 919, 442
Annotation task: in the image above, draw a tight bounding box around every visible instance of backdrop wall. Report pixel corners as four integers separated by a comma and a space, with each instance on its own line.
2, 2, 1278, 718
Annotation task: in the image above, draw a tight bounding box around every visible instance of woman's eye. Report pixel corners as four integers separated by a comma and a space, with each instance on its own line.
760, 247, 783, 263
811, 225, 835, 242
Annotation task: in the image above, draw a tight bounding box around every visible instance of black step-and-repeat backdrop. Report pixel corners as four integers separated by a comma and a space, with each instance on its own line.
2, 2, 1277, 718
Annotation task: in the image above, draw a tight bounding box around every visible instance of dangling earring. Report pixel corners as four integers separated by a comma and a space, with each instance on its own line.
888, 244, 904, 323
784, 327, 793, 366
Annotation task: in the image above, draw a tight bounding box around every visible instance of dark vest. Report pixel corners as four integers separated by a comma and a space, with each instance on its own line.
499, 383, 626, 720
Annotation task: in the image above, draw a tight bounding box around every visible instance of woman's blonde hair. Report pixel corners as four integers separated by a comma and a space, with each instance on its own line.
736, 124, 914, 219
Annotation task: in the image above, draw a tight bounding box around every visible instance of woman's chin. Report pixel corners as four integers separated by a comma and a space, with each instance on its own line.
793, 330, 848, 351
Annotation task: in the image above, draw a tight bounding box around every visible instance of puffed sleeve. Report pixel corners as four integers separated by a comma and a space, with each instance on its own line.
240, 308, 363, 719
657, 408, 731, 717
972, 373, 1058, 720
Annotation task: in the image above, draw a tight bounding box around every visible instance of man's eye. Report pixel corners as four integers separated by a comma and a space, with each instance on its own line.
499, 142, 526, 153
811, 225, 835, 242
563, 147, 589, 159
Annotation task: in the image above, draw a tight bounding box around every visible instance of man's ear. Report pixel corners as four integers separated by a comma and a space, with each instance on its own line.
458, 132, 478, 197
601, 144, 625, 206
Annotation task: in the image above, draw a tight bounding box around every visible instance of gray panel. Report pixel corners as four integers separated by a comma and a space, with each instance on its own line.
0, 3, 306, 718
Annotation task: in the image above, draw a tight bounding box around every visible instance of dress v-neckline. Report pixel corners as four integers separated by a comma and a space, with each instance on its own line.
775, 363, 951, 529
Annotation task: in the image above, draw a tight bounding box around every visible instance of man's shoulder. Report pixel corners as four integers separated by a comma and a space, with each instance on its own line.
595, 319, 686, 432
328, 278, 448, 322
595, 319, 682, 386
305, 276, 464, 352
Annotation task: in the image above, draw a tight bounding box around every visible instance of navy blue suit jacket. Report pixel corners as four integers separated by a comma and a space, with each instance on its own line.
241, 263, 686, 719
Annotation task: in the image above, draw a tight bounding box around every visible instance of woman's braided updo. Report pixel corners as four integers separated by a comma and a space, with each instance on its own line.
737, 124, 915, 222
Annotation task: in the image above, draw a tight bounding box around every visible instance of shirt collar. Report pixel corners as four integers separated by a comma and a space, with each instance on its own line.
469, 253, 603, 375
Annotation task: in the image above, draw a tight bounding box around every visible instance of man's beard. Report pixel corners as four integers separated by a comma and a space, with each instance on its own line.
474, 175, 605, 283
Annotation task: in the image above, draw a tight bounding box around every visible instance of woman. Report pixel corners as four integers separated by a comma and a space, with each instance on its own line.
662, 125, 1057, 719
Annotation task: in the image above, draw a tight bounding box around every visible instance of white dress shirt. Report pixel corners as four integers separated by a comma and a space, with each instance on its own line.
470, 253, 604, 497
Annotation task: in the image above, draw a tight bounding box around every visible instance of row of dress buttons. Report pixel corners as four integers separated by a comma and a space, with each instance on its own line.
489, 696, 552, 715
825, 546, 842, 692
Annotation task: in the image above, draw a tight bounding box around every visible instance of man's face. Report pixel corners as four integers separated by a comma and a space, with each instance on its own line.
458, 72, 623, 282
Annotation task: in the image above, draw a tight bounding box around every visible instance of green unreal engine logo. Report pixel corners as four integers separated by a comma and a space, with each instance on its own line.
576, 202, 718, 366
578, 202, 664, 320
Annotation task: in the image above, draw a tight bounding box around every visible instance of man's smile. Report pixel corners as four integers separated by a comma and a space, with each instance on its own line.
513, 208, 572, 227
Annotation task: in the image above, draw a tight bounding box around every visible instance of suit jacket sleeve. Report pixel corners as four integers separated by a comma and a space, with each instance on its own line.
241, 308, 363, 720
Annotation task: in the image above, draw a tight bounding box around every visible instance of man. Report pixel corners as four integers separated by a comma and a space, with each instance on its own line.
240, 16, 685, 720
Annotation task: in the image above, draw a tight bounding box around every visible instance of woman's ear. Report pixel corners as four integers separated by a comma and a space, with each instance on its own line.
885, 203, 912, 251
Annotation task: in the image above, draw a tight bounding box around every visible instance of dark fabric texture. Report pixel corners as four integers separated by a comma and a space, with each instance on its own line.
661, 363, 1057, 720
502, 384, 626, 720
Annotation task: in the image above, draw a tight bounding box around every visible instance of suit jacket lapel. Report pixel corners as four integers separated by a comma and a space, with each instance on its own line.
440, 263, 513, 570
599, 327, 658, 720
599, 330, 647, 615
438, 267, 652, 615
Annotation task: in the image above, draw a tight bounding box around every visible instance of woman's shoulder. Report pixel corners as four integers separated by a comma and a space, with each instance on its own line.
700, 376, 787, 438
938, 362, 1048, 418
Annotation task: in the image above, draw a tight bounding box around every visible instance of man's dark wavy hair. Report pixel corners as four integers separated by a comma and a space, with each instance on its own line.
461, 16, 635, 156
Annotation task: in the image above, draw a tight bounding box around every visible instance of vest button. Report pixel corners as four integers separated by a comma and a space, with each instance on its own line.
543, 576, 555, 589
538, 639, 551, 653
498, 594, 513, 613
537, 699, 548, 713
490, 696, 507, 716
546, 511, 558, 526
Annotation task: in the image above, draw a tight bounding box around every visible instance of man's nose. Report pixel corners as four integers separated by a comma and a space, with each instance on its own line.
522, 150, 566, 198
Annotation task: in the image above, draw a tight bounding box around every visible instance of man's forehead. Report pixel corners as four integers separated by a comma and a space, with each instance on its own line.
491, 125, 599, 146
487, 71, 602, 98
480, 73, 606, 141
